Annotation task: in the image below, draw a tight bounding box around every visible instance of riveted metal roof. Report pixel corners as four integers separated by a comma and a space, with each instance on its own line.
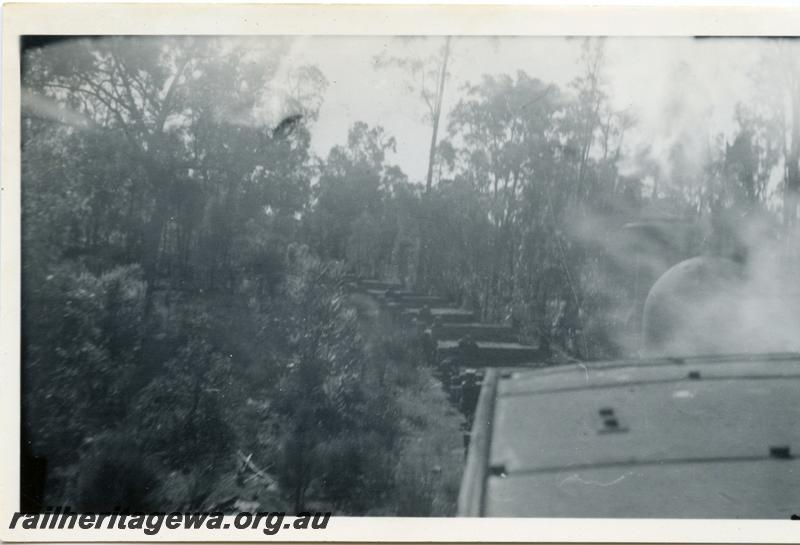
459, 353, 800, 518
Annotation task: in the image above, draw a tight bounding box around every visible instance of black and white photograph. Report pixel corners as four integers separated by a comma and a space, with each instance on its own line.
6, 5, 800, 534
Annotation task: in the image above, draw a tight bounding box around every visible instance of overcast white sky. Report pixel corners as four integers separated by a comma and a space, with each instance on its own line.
275, 36, 769, 183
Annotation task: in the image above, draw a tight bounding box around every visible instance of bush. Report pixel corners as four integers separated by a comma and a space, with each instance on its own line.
73, 434, 160, 512
130, 340, 234, 473
318, 433, 395, 513
23, 263, 145, 465
393, 453, 438, 516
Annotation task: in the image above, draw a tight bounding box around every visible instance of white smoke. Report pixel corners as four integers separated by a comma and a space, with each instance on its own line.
636, 213, 800, 358
606, 37, 762, 186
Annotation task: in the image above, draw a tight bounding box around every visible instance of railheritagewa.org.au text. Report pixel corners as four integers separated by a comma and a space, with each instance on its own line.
9, 507, 331, 535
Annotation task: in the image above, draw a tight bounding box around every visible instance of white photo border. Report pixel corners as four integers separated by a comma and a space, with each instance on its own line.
3, 3, 800, 542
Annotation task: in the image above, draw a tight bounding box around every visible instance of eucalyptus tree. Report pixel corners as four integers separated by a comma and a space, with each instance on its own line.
444, 72, 566, 319
309, 121, 408, 274
374, 37, 453, 288
22, 36, 320, 309
20, 36, 326, 507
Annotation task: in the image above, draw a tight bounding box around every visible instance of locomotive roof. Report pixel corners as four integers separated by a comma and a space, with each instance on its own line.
458, 352, 800, 518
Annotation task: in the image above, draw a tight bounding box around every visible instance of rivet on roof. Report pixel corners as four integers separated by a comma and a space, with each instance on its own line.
603, 417, 620, 429
769, 446, 792, 460
598, 407, 615, 417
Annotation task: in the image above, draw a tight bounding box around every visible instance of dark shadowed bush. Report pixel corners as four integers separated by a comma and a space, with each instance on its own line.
73, 434, 159, 512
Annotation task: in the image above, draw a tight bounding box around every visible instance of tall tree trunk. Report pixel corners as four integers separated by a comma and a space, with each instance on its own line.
425, 37, 451, 193
417, 37, 451, 290
786, 76, 800, 227
141, 164, 171, 320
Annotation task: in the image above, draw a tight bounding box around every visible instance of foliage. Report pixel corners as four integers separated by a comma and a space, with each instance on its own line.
72, 433, 161, 512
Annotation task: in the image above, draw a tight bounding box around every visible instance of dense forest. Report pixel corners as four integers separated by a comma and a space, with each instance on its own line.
20, 36, 800, 514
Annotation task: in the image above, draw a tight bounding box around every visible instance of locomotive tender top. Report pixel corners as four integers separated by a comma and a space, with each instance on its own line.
458, 352, 800, 518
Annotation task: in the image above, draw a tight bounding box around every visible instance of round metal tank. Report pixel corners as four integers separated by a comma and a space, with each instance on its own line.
642, 256, 746, 356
